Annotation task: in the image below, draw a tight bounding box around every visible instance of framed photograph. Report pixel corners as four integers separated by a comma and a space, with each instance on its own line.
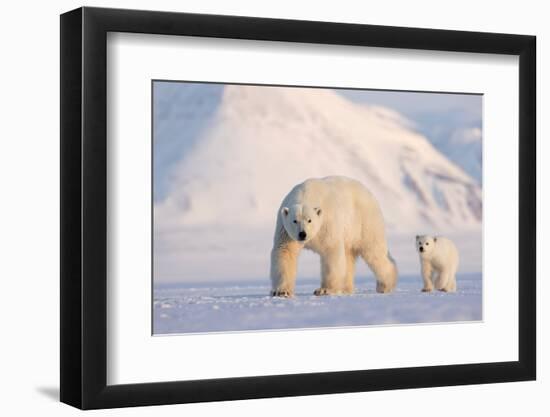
60, 6, 536, 409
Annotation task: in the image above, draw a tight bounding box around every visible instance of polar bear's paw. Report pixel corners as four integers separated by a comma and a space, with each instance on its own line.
376, 282, 393, 294
421, 287, 433, 292
313, 287, 340, 296
271, 289, 293, 298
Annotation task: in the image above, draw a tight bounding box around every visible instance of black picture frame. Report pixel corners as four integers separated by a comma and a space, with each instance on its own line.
60, 6, 536, 410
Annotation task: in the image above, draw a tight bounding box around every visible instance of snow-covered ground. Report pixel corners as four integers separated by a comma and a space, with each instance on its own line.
153, 273, 482, 335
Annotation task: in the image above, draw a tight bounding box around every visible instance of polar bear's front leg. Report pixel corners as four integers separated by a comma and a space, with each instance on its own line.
315, 245, 346, 296
270, 241, 302, 297
421, 260, 434, 292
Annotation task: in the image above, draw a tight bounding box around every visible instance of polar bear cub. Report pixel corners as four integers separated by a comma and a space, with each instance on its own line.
270, 176, 398, 297
416, 235, 459, 293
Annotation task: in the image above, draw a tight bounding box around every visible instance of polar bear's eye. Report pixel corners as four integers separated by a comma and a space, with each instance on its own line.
308, 219, 312, 223
425, 242, 429, 245
293, 220, 297, 224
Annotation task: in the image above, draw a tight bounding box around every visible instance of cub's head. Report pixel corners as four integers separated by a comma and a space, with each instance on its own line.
280, 204, 322, 243
416, 235, 437, 257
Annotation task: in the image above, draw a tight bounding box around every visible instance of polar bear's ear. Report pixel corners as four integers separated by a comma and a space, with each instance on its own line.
281, 207, 289, 217
315, 207, 322, 216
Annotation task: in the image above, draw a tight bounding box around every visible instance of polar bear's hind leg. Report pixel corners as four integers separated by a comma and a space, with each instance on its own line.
446, 278, 457, 293
436, 270, 451, 292
363, 250, 398, 294
444, 267, 457, 292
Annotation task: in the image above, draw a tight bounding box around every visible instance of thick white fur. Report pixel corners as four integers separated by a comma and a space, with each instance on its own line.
270, 176, 398, 297
416, 235, 459, 293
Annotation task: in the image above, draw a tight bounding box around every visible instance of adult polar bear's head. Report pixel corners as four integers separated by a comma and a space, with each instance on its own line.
280, 204, 322, 243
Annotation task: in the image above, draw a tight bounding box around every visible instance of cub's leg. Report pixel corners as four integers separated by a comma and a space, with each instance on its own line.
435, 269, 452, 292
421, 260, 434, 292
445, 278, 457, 293
443, 267, 457, 292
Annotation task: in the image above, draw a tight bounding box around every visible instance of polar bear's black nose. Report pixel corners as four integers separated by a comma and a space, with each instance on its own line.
298, 231, 307, 240
419, 247, 424, 252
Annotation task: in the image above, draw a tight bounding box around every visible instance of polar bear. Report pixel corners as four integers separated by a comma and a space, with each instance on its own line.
416, 235, 459, 293
270, 176, 398, 297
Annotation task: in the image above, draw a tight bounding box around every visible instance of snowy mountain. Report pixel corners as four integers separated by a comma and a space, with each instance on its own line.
154, 84, 482, 234
414, 113, 482, 184
340, 89, 483, 184
433, 126, 482, 184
